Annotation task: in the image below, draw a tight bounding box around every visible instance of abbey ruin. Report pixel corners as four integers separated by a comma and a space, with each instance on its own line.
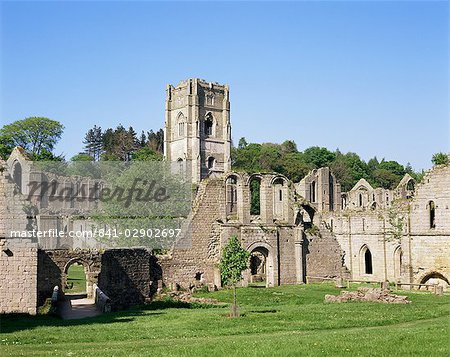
1, 78, 449, 315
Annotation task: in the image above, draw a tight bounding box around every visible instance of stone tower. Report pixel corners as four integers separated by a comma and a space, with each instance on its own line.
164, 78, 231, 183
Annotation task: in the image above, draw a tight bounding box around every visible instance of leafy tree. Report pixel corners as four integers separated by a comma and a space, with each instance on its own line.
250, 179, 261, 215
71, 153, 95, 162
219, 236, 250, 318
259, 143, 282, 172
231, 143, 262, 172
367, 157, 379, 174
131, 147, 163, 161
372, 168, 401, 189
238, 137, 248, 149
303, 146, 336, 168
0, 117, 64, 158
278, 152, 312, 183
33, 149, 64, 161
432, 152, 449, 166
0, 134, 14, 159
378, 160, 405, 177
281, 140, 298, 153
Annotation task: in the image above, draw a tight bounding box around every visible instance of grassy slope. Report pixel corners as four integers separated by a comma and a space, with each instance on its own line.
1, 284, 449, 356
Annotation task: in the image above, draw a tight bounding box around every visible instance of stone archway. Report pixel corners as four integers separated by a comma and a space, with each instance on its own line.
246, 242, 275, 287
37, 250, 102, 304
250, 248, 268, 284
63, 258, 91, 297
419, 271, 450, 290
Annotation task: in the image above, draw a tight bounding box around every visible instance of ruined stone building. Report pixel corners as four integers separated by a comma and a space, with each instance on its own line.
1, 78, 449, 315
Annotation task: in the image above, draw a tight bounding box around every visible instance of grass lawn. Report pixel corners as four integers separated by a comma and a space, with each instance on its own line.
1, 284, 449, 356
65, 264, 86, 295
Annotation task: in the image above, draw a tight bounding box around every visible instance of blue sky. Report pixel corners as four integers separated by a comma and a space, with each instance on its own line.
1, 0, 448, 170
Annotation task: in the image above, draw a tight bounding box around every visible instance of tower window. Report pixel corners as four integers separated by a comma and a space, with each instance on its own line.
207, 157, 215, 169
429, 201, 436, 229
204, 114, 213, 136
359, 193, 363, 207
178, 122, 185, 136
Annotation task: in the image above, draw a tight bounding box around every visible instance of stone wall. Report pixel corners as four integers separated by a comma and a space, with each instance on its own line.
0, 239, 38, 315
304, 227, 350, 280
98, 249, 160, 310
161, 178, 225, 289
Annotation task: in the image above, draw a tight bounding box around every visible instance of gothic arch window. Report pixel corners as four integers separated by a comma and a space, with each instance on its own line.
428, 201, 436, 229
272, 177, 286, 220
329, 174, 334, 211
204, 113, 213, 137
406, 179, 415, 198
177, 158, 184, 175
359, 193, 363, 207
310, 181, 316, 203
12, 160, 22, 193
394, 246, 403, 279
226, 175, 238, 217
206, 92, 215, 106
249, 176, 261, 216
177, 112, 185, 137
361, 245, 373, 275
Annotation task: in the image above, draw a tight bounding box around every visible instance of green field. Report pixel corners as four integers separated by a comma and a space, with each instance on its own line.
1, 284, 449, 356
65, 264, 86, 295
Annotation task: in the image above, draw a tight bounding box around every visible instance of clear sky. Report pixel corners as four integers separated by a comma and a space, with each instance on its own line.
1, 0, 448, 170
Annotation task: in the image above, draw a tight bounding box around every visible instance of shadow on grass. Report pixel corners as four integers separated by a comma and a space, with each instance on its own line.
0, 298, 221, 333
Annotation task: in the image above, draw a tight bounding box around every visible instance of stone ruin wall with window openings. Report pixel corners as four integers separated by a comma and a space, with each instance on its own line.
1, 78, 449, 315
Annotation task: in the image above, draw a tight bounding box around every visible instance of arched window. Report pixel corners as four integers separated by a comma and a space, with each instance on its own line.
177, 113, 185, 137
329, 174, 334, 211
177, 158, 184, 175
12, 161, 22, 193
429, 201, 436, 229
406, 179, 415, 191
394, 247, 403, 279
359, 193, 363, 207
250, 177, 261, 216
178, 122, 185, 136
273, 178, 285, 219
206, 93, 215, 106
226, 176, 238, 217
204, 113, 213, 136
310, 181, 316, 203
361, 246, 373, 275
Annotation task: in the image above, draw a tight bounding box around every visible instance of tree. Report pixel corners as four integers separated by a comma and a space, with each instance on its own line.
0, 117, 64, 158
432, 152, 449, 166
83, 125, 103, 160
131, 147, 163, 161
238, 137, 248, 149
147, 129, 164, 154
0, 134, 14, 159
281, 140, 298, 153
303, 146, 336, 168
71, 153, 95, 162
219, 236, 250, 318
139, 130, 147, 147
